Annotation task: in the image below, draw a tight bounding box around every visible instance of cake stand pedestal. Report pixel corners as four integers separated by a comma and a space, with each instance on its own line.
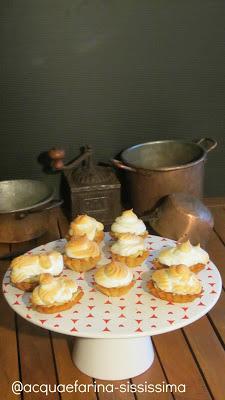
72, 336, 154, 380
3, 236, 222, 381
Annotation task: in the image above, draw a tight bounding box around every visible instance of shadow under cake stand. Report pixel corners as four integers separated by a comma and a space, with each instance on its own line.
3, 235, 222, 380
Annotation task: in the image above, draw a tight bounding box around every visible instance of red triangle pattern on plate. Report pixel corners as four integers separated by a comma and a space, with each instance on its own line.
3, 236, 220, 338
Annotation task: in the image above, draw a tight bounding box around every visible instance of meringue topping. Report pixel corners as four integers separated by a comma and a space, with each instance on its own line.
65, 236, 100, 259
111, 209, 146, 235
31, 274, 78, 306
157, 240, 209, 267
68, 215, 104, 241
95, 261, 133, 288
10, 251, 64, 283
111, 233, 146, 256
151, 265, 202, 295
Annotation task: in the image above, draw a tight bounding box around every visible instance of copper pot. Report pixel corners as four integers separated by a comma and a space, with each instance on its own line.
112, 138, 217, 216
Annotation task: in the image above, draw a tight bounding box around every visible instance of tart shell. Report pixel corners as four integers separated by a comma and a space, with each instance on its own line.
11, 272, 62, 292
152, 259, 205, 273
95, 281, 135, 297
66, 230, 104, 244
31, 290, 84, 314
147, 280, 202, 303
110, 231, 148, 240
112, 250, 149, 268
13, 281, 38, 292
64, 254, 101, 272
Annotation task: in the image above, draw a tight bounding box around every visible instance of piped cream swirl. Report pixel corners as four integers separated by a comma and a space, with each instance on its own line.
111, 233, 146, 256
95, 261, 133, 288
158, 240, 209, 267
111, 209, 146, 235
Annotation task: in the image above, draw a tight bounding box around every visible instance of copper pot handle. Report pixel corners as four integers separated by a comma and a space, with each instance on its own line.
111, 159, 136, 172
196, 138, 217, 153
16, 200, 63, 219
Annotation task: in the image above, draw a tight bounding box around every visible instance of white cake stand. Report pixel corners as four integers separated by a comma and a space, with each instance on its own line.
3, 234, 222, 380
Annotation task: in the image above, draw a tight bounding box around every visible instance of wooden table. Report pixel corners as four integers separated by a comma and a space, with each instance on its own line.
1, 198, 225, 400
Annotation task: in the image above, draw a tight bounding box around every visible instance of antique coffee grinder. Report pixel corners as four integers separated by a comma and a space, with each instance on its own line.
48, 146, 121, 224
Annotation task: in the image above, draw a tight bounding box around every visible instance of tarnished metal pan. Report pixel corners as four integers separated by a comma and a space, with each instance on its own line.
0, 179, 53, 213
0, 179, 62, 243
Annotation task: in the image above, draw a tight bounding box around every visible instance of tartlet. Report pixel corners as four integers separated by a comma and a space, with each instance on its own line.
31, 273, 83, 313
64, 236, 101, 272
111, 233, 149, 267
152, 240, 209, 273
147, 264, 202, 303
10, 251, 64, 292
110, 209, 147, 239
94, 261, 134, 296
67, 214, 104, 243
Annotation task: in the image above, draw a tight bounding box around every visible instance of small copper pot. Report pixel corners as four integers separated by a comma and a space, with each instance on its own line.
148, 193, 214, 247
112, 138, 217, 216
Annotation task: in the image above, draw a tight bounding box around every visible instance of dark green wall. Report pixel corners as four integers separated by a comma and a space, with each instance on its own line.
1, 1, 225, 196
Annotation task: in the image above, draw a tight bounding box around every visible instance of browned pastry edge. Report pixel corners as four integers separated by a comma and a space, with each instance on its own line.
110, 231, 148, 240
66, 230, 104, 243
147, 280, 202, 303
94, 230, 104, 243
31, 290, 84, 314
112, 250, 149, 267
13, 281, 38, 292
63, 254, 101, 272
152, 259, 205, 273
95, 280, 135, 297
11, 272, 62, 292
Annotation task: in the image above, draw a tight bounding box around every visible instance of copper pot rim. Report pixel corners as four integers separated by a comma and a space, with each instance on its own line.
120, 138, 217, 173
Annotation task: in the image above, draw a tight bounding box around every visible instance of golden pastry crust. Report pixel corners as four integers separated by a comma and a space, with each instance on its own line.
147, 280, 201, 303
95, 281, 135, 297
94, 229, 104, 243
66, 229, 104, 243
112, 250, 149, 267
64, 254, 101, 272
31, 290, 84, 313
11, 272, 62, 292
152, 259, 205, 273
13, 281, 38, 292
110, 230, 148, 240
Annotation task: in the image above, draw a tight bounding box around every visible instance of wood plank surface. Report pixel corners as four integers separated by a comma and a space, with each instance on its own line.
204, 198, 225, 207
153, 330, 212, 400
184, 316, 225, 400
131, 351, 174, 400
208, 289, 225, 344
211, 207, 225, 245
0, 244, 22, 400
